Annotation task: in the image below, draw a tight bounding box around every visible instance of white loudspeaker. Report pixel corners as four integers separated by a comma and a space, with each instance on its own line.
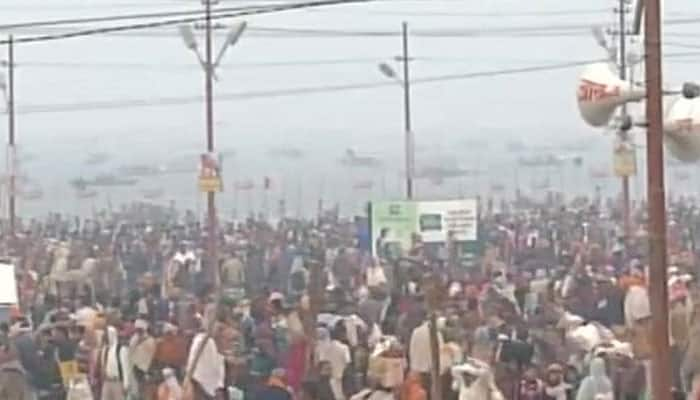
576, 63, 646, 127
664, 97, 700, 162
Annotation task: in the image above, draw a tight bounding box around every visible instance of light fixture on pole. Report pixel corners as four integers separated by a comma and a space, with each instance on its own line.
378, 22, 414, 201
378, 62, 398, 81
215, 21, 247, 68
178, 5, 246, 286
179, 21, 247, 78
2, 37, 15, 239
178, 24, 199, 51
0, 71, 6, 111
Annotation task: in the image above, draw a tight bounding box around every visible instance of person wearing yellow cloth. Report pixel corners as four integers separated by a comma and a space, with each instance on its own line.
53, 324, 80, 387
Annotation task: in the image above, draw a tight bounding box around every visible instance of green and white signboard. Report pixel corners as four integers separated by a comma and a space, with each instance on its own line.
370, 198, 479, 257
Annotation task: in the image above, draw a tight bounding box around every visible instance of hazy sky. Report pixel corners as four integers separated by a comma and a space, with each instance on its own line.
3, 0, 700, 218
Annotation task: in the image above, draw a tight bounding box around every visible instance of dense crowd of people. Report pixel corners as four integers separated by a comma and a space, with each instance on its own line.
0, 195, 698, 400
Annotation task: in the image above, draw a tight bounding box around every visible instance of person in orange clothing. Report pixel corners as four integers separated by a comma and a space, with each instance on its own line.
400, 372, 427, 400
618, 262, 646, 292
153, 323, 190, 373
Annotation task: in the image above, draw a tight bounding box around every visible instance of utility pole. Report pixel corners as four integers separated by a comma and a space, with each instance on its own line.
377, 23, 414, 200
6, 36, 15, 239
204, 0, 218, 286
401, 22, 414, 200
616, 0, 633, 242
644, 0, 672, 399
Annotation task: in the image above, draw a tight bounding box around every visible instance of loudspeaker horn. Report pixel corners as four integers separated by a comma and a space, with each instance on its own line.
576, 62, 646, 127
664, 96, 700, 163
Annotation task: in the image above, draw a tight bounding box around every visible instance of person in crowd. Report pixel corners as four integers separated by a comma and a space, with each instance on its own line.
128, 318, 156, 397
316, 327, 351, 400
542, 364, 572, 400
400, 372, 427, 400
0, 332, 34, 400
519, 366, 544, 400
253, 368, 293, 400
153, 322, 189, 374
11, 318, 44, 392
186, 321, 225, 400
157, 368, 183, 400
575, 358, 613, 400
99, 325, 131, 400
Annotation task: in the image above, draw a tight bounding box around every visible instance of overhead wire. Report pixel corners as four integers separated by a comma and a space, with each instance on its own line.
3, 2, 700, 114
0, 6, 261, 31
10, 49, 700, 115
8, 20, 700, 42
304, 7, 611, 17
14, 58, 388, 70
664, 41, 700, 50
14, 58, 607, 115
3, 26, 595, 39
0, 0, 384, 45
14, 55, 593, 70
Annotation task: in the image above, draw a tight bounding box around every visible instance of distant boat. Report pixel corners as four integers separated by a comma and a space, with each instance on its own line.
491, 183, 506, 192
71, 174, 138, 188
76, 189, 97, 199
91, 174, 138, 187
589, 168, 611, 180
117, 164, 165, 177
76, 188, 98, 199
20, 186, 43, 200
234, 180, 254, 191
415, 166, 478, 185
142, 188, 165, 199
268, 147, 305, 159
352, 180, 373, 190
339, 149, 382, 168
85, 152, 111, 165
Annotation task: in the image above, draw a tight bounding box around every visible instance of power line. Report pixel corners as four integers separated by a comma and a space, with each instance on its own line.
0, 5, 261, 31
14, 57, 387, 70
14, 58, 605, 115
664, 41, 700, 50
15, 56, 590, 70
0, 0, 383, 45
6, 26, 595, 40
305, 7, 610, 17
414, 59, 607, 83
12, 19, 700, 43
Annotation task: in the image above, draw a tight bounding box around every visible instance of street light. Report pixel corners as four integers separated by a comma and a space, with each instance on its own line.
0, 70, 6, 108
378, 62, 398, 80
179, 24, 198, 51
378, 22, 414, 200
1, 37, 15, 238
179, 21, 247, 76
225, 21, 247, 47
178, 2, 246, 287
215, 21, 247, 68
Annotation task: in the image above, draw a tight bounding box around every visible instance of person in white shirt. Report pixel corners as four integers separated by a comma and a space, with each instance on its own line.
100, 326, 131, 400
186, 327, 225, 400
316, 327, 351, 400
129, 319, 156, 397
409, 319, 444, 375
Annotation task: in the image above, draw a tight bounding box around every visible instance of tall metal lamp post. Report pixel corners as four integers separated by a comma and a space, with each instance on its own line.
0, 36, 15, 240
178, 1, 246, 286
378, 22, 414, 200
